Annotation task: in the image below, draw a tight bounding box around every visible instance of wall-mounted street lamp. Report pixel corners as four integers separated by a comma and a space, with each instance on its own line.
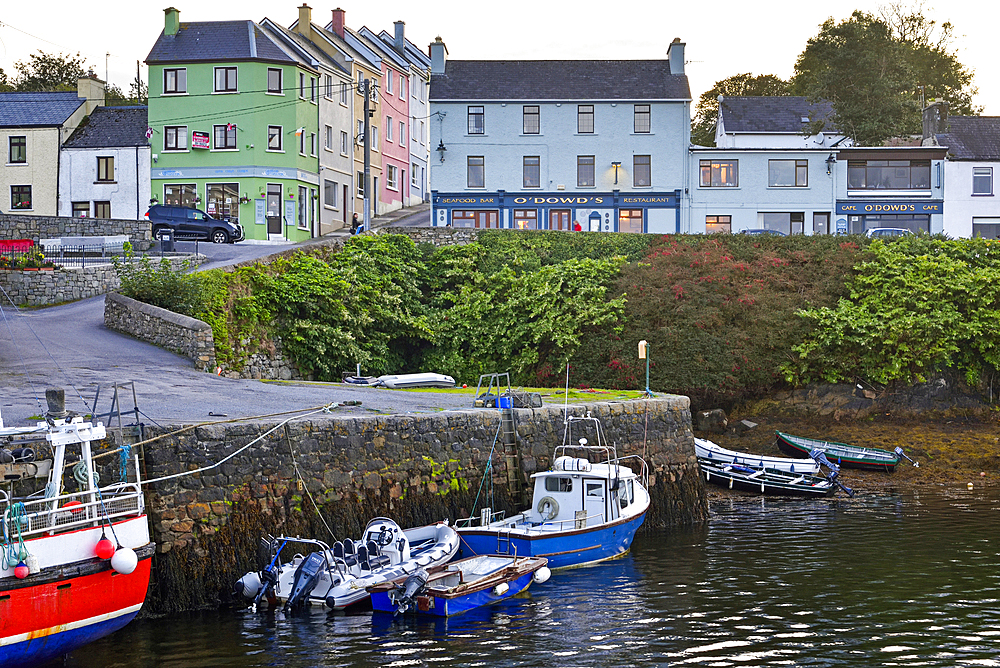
437, 140, 447, 163
826, 153, 837, 175
611, 161, 621, 185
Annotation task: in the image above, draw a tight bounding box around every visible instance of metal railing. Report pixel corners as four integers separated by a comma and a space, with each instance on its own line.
3, 482, 143, 539
0, 244, 126, 270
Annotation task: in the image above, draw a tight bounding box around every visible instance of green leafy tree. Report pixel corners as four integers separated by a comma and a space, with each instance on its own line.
0, 68, 12, 92
14, 51, 88, 91
105, 77, 148, 106
691, 73, 790, 147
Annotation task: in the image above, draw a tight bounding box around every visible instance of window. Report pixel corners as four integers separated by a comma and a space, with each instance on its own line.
267, 126, 282, 151
619, 209, 643, 233
634, 155, 651, 187
578, 155, 595, 187
299, 130, 305, 155
399, 74, 405, 98
94, 201, 111, 219
357, 171, 365, 197
324, 179, 337, 208
769, 159, 808, 187
214, 67, 237, 93
164, 183, 197, 207
846, 160, 931, 189
700, 159, 738, 187
634, 104, 650, 133
706, 215, 732, 234
760, 212, 804, 235
341, 131, 349, 155
468, 156, 485, 188
387, 116, 393, 142
412, 163, 419, 187
357, 120, 364, 146
206, 183, 238, 223
514, 209, 538, 230
387, 164, 398, 190
213, 125, 236, 150
163, 68, 186, 94
97, 156, 114, 182
340, 81, 348, 105
523, 156, 540, 188
164, 126, 188, 151
386, 72, 393, 94
310, 133, 316, 156
298, 186, 308, 229
72, 201, 89, 218
420, 120, 425, 144
8, 136, 26, 164
372, 126, 379, 151
578, 105, 594, 133
586, 482, 603, 498
468, 106, 484, 134
523, 105, 539, 134
325, 125, 333, 150
974, 167, 993, 195
544, 477, 572, 493
323, 74, 332, 98
10, 185, 31, 210
310, 77, 316, 102
267, 68, 282, 94
399, 121, 405, 145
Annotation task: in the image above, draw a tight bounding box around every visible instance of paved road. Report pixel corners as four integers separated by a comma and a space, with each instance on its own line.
0, 238, 470, 428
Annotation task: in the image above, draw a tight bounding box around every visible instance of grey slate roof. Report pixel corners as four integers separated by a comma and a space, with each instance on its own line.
935, 116, 1000, 161
63, 106, 149, 148
431, 61, 690, 100
720, 96, 838, 133
146, 21, 296, 64
0, 91, 84, 128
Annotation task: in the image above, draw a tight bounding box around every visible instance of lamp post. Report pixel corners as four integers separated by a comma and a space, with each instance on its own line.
638, 340, 652, 396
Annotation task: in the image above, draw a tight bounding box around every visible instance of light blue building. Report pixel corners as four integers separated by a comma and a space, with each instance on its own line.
428, 38, 691, 233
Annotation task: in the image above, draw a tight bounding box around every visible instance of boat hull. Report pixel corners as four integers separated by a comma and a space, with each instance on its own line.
370, 568, 537, 617
0, 550, 152, 667
699, 461, 836, 498
456, 510, 646, 569
694, 437, 819, 474
775, 431, 899, 472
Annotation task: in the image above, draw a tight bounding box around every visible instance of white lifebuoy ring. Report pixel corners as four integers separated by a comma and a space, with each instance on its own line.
536, 496, 559, 521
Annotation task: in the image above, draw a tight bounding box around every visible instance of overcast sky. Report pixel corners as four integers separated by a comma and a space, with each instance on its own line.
1, 0, 997, 115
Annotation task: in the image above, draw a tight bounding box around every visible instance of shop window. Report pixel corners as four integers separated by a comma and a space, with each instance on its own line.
619, 209, 643, 233
706, 215, 732, 234
163, 183, 197, 207
973, 167, 993, 195
759, 212, 803, 235
514, 209, 538, 230
523, 156, 540, 188
813, 212, 831, 235
700, 159, 738, 187
768, 159, 808, 187
206, 183, 239, 223
973, 217, 1000, 239
847, 160, 931, 189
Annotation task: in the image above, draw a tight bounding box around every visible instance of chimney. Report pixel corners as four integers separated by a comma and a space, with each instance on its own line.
331, 8, 345, 39
922, 100, 949, 143
668, 37, 685, 75
297, 4, 312, 38
394, 21, 405, 54
429, 36, 448, 75
164, 7, 180, 37
77, 75, 106, 115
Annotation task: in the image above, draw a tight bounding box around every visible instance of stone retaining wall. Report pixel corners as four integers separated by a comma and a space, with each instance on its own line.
105, 292, 216, 370
131, 397, 704, 612
0, 213, 153, 251
391, 227, 480, 247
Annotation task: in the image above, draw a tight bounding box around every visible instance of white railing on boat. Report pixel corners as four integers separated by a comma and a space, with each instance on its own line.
456, 508, 606, 530
3, 482, 144, 540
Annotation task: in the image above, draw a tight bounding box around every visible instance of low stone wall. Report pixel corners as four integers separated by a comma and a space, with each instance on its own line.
105, 292, 216, 370
0, 213, 153, 251
0, 254, 203, 307
392, 227, 480, 247
131, 397, 704, 612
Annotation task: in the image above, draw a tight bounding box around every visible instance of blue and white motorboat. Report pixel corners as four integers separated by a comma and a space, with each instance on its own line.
235, 518, 459, 610
455, 414, 650, 569
368, 554, 549, 617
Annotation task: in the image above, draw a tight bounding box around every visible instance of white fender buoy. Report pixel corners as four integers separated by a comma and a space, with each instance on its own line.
237, 572, 263, 600
492, 582, 509, 596
533, 567, 551, 584
26, 554, 40, 574
111, 547, 138, 575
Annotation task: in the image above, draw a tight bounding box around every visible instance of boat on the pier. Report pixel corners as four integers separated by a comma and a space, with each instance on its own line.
368, 554, 549, 617
342, 373, 455, 389
455, 414, 649, 569
697, 457, 846, 497
775, 431, 908, 472
0, 390, 153, 667
235, 518, 459, 610
694, 437, 820, 474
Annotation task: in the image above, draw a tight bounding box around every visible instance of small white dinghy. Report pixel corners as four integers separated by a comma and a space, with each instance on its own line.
694, 437, 820, 474
236, 518, 459, 611
342, 373, 456, 389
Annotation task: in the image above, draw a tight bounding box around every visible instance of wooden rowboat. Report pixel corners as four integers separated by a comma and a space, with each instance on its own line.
694, 438, 820, 474
697, 457, 841, 498
775, 431, 901, 472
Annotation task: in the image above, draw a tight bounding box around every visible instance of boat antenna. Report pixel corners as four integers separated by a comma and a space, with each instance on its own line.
563, 362, 570, 425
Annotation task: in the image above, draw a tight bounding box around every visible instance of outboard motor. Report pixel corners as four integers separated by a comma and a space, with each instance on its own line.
284, 552, 326, 611
392, 568, 429, 615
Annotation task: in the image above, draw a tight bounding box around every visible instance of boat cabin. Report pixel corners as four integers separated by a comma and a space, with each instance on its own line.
529, 456, 640, 529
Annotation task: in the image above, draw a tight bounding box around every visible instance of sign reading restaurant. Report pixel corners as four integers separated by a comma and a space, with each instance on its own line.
836, 199, 943, 214
435, 191, 681, 208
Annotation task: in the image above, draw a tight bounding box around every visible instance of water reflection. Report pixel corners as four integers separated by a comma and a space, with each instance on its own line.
64, 487, 1000, 667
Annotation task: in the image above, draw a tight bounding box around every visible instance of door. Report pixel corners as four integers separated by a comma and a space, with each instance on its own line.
550, 209, 570, 230
266, 184, 282, 236
473, 211, 498, 228
584, 479, 607, 527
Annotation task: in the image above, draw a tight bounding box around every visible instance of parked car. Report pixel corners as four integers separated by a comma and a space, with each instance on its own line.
865, 227, 912, 239
144, 205, 244, 244
741, 228, 786, 236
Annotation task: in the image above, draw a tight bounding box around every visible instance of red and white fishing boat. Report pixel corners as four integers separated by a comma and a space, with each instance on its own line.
0, 389, 153, 667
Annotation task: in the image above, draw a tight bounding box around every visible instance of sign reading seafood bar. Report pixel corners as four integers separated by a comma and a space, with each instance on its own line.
436, 192, 680, 207
836, 199, 943, 214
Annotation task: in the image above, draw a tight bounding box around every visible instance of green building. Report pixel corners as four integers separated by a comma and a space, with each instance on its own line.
146, 7, 321, 242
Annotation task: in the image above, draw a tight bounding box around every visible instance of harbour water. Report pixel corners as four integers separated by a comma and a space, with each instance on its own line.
64, 486, 1000, 667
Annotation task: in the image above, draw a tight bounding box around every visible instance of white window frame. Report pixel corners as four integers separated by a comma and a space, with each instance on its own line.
387, 116, 393, 143
341, 131, 349, 156
399, 121, 405, 146
973, 167, 993, 196
267, 125, 283, 152
387, 164, 398, 191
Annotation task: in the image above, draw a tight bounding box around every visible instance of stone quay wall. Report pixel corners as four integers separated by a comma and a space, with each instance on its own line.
0, 213, 154, 251
105, 292, 216, 370
391, 226, 480, 247
135, 397, 705, 613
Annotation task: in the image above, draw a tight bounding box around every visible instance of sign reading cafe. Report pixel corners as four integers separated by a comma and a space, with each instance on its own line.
836, 200, 943, 214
